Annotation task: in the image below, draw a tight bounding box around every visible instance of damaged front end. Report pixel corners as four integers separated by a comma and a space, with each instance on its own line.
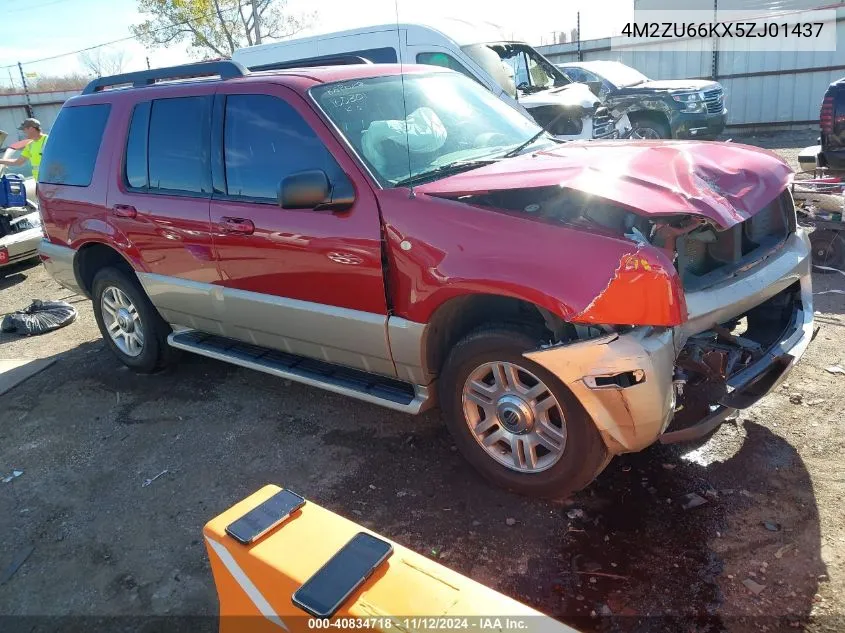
417, 141, 814, 453
523, 224, 813, 454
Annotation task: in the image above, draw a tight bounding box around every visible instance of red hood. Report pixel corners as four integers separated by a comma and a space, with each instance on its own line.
415, 140, 793, 229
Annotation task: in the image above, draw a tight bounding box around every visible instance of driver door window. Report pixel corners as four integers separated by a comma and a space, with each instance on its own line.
223, 94, 343, 201
527, 55, 554, 89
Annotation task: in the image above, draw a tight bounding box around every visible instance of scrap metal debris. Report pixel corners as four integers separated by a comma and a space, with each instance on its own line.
1, 470, 23, 483
825, 365, 845, 375
742, 578, 767, 595
0, 545, 34, 585
141, 469, 169, 488
774, 543, 796, 559
680, 492, 708, 510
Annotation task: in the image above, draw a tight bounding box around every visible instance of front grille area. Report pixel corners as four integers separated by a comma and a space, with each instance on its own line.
677, 189, 794, 290
591, 106, 617, 138
703, 87, 724, 114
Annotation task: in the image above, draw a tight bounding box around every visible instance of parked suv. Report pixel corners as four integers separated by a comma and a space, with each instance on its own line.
558, 60, 726, 140
38, 61, 813, 498
820, 76, 845, 171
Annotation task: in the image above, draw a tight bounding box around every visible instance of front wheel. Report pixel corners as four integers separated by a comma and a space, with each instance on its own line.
92, 267, 177, 373
439, 326, 608, 499
630, 118, 671, 139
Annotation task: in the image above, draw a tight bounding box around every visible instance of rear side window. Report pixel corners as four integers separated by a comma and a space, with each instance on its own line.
349, 47, 397, 63
125, 102, 150, 189
122, 96, 212, 195
39, 104, 110, 186
149, 96, 211, 194
223, 94, 342, 201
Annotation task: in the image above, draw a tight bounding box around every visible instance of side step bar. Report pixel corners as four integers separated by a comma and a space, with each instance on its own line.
168, 330, 433, 414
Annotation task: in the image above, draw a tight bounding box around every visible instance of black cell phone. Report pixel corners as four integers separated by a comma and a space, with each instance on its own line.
225, 489, 305, 545
292, 532, 393, 618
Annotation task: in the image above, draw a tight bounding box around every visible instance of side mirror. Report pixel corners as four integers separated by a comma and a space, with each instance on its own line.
279, 170, 355, 211
516, 81, 529, 92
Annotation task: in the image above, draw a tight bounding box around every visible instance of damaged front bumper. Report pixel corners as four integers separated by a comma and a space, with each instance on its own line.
524, 229, 814, 455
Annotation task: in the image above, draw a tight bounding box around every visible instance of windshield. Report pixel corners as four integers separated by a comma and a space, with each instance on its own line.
462, 43, 569, 98
585, 61, 649, 88
311, 72, 546, 187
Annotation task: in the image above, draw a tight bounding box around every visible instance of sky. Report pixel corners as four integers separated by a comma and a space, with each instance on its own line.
0, 0, 635, 89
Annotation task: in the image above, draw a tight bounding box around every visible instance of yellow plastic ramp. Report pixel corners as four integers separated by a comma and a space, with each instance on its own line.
204, 485, 579, 633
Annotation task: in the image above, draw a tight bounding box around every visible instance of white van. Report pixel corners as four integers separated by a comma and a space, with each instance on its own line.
233, 20, 621, 141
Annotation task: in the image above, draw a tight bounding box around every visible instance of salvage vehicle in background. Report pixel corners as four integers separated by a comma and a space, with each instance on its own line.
0, 138, 42, 272
232, 20, 624, 141
557, 60, 726, 140
38, 61, 812, 499
819, 76, 845, 173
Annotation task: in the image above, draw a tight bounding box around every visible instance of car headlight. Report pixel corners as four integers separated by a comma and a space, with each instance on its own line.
672, 92, 706, 113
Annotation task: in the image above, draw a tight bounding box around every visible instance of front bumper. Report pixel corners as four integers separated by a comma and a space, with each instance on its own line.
674, 110, 726, 139
525, 229, 813, 454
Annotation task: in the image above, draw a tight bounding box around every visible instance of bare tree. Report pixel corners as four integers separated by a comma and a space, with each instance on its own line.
131, 0, 315, 58
79, 48, 128, 77
0, 73, 90, 94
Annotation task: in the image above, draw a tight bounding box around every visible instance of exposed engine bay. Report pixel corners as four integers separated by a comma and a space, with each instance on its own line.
454, 185, 796, 291
671, 282, 802, 430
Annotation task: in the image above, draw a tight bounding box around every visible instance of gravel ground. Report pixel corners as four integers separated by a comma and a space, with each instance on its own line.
0, 131, 843, 632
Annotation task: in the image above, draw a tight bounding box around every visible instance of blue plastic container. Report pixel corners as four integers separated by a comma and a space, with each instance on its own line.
0, 174, 27, 208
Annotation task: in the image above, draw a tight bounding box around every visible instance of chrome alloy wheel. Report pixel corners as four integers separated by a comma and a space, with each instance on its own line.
462, 361, 567, 473
631, 126, 662, 139
101, 286, 145, 357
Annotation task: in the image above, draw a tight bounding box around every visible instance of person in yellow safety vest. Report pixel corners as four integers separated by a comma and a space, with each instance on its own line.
0, 118, 48, 181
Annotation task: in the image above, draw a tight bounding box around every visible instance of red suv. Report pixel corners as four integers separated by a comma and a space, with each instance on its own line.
38, 61, 813, 498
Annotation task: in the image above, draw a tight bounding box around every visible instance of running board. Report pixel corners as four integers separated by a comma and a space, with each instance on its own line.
167, 330, 432, 414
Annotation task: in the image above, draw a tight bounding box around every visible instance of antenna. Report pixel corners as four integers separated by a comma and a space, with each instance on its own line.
394, 0, 414, 198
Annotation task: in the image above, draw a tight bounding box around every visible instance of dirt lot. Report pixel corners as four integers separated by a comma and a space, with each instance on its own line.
1, 131, 843, 632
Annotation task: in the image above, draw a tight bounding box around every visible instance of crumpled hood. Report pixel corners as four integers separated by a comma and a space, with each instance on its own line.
415, 140, 792, 229
635, 79, 719, 92
519, 82, 600, 110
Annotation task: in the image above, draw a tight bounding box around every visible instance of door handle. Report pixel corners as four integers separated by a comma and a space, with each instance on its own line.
219, 217, 255, 235
111, 204, 137, 219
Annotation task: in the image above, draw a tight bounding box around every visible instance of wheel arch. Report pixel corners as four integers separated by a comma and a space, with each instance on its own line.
74, 242, 140, 297
628, 108, 672, 135
420, 293, 568, 380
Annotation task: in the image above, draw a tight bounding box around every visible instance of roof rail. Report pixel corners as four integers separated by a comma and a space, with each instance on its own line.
248, 54, 373, 72
81, 60, 249, 95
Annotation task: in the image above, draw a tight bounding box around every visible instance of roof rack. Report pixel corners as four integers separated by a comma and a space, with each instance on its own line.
248, 54, 373, 72
81, 60, 249, 95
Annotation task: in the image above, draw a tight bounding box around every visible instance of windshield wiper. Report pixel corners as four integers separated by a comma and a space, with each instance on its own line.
393, 158, 498, 188
501, 111, 569, 159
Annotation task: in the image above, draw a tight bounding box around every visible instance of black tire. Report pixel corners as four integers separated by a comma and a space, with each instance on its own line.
91, 266, 178, 373
809, 229, 845, 272
630, 116, 671, 140
438, 326, 609, 499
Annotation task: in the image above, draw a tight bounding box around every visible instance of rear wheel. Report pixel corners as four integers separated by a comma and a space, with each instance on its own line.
439, 326, 608, 499
92, 267, 177, 373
